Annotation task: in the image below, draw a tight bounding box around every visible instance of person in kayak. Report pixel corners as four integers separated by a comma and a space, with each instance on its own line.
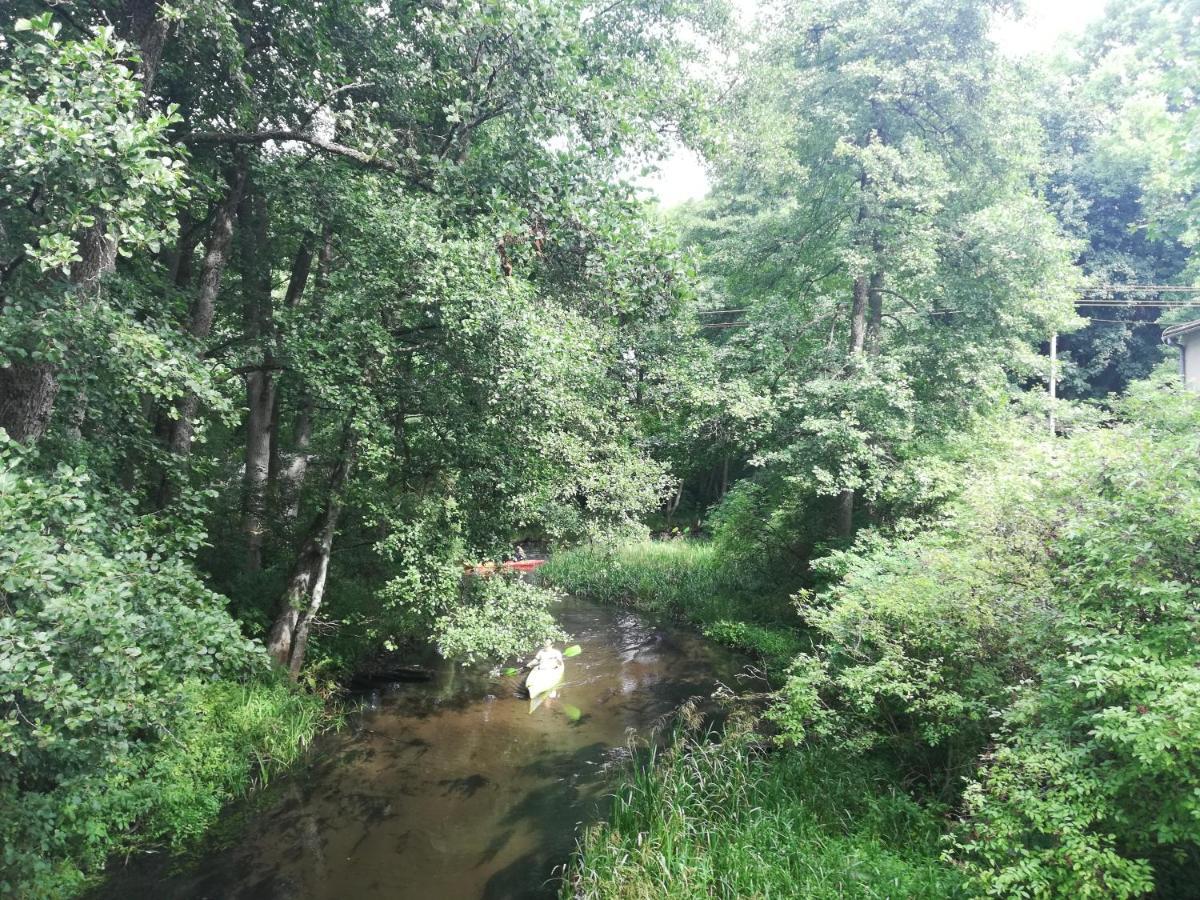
526, 640, 564, 699
528, 640, 564, 672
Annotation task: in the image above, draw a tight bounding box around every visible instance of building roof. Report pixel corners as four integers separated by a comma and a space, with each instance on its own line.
1161, 320, 1200, 343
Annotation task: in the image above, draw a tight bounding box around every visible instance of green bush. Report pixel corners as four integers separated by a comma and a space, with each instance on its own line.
565, 731, 963, 899
538, 540, 796, 638
434, 574, 566, 663
701, 620, 805, 668
772, 377, 1200, 896
0, 437, 322, 896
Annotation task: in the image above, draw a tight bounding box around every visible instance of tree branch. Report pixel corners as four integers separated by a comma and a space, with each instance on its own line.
180, 130, 403, 175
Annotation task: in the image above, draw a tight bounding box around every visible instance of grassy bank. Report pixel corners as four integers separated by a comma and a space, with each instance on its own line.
566, 732, 963, 899
3, 675, 327, 897
538, 541, 805, 667
543, 540, 959, 898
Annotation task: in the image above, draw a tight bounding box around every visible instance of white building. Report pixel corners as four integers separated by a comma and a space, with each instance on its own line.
1162, 321, 1200, 391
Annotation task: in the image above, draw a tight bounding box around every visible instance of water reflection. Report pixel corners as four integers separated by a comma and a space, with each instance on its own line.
92, 598, 754, 900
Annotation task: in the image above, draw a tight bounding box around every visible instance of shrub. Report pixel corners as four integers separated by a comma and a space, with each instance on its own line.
435, 574, 566, 664
0, 437, 320, 895
771, 377, 1200, 896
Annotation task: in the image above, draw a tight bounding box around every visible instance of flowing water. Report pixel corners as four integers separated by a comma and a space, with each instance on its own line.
95, 597, 753, 900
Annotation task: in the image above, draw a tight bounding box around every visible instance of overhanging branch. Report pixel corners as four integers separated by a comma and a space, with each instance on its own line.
180, 130, 402, 175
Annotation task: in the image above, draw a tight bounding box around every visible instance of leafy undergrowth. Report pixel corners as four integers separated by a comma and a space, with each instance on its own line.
134, 678, 327, 849
0, 440, 329, 897
565, 731, 963, 899
538, 541, 803, 669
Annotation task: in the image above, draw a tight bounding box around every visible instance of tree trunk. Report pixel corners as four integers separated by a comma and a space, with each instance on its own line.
266, 435, 355, 677
243, 370, 275, 570
268, 236, 316, 484
665, 479, 684, 526
0, 364, 59, 443
239, 189, 274, 572
167, 210, 202, 288
265, 501, 339, 677
118, 0, 171, 99
835, 489, 855, 539
281, 404, 314, 521
276, 227, 332, 519
866, 271, 884, 353
849, 274, 868, 356
168, 165, 247, 457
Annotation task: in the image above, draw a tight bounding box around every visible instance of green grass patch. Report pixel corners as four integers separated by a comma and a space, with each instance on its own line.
134, 676, 329, 849
3, 675, 329, 898
565, 734, 963, 899
538, 541, 803, 667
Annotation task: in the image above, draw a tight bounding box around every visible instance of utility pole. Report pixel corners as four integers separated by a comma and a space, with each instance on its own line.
1049, 332, 1057, 436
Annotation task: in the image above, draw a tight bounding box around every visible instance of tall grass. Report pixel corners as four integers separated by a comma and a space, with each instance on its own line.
565, 733, 963, 899
126, 676, 329, 851
539, 541, 805, 667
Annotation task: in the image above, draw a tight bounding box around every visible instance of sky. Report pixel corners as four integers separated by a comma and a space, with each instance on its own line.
641, 0, 1113, 207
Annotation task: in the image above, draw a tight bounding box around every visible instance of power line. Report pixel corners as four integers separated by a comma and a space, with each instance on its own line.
1076, 301, 1200, 307
1089, 284, 1200, 293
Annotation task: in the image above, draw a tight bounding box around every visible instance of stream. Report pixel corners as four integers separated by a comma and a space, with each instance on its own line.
94, 597, 754, 899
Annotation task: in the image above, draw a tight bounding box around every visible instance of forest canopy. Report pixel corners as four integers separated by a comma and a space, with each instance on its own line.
1, 0, 1198, 896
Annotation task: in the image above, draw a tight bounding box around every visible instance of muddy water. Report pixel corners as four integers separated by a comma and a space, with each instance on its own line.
96, 598, 752, 900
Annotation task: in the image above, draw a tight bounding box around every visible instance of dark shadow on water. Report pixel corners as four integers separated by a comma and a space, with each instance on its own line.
480, 849, 560, 900
439, 773, 492, 797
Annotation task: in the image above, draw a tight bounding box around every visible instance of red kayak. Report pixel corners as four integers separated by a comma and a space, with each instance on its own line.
464, 558, 547, 575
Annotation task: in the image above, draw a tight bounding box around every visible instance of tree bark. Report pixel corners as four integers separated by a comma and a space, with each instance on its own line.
118, 0, 171, 99
0, 364, 59, 443
240, 189, 274, 572
281, 404, 314, 521
834, 489, 855, 539
266, 434, 355, 677
244, 369, 275, 569
268, 236, 316, 484
866, 271, 884, 353
665, 479, 684, 526
168, 165, 247, 457
849, 274, 869, 356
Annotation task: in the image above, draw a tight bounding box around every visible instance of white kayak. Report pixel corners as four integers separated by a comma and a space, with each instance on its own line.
526, 663, 564, 712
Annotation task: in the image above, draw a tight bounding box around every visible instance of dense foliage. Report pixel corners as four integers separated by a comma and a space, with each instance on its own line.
0, 435, 321, 894
4, 0, 1200, 895
773, 376, 1200, 895
666, 0, 1080, 567
0, 0, 725, 892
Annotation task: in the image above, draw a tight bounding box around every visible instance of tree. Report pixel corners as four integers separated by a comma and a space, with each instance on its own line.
0, 15, 185, 442
678, 0, 1078, 555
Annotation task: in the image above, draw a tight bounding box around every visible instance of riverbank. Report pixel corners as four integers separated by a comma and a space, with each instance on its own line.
5, 673, 328, 899
566, 734, 963, 899
539, 541, 963, 898
536, 542, 806, 669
